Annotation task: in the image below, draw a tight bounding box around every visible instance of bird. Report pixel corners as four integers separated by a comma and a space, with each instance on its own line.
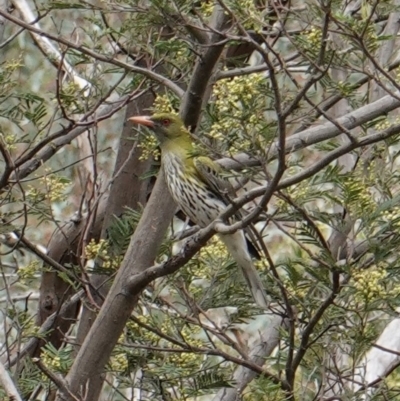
129, 113, 270, 309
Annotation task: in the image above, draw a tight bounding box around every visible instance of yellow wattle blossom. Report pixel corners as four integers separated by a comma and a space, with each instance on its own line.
1, 133, 17, 151
209, 73, 265, 153
283, 277, 310, 301
85, 238, 122, 270
198, 237, 228, 264
306, 27, 322, 47
138, 132, 160, 161
152, 94, 177, 114
110, 353, 128, 372
43, 175, 69, 202
22, 322, 41, 338
375, 119, 391, 131
41, 346, 72, 374
42, 353, 62, 371
18, 260, 41, 283
199, 0, 214, 17
187, 238, 230, 293
382, 206, 400, 228
27, 171, 70, 203
353, 264, 400, 303
254, 258, 268, 272
85, 238, 108, 259
167, 348, 201, 368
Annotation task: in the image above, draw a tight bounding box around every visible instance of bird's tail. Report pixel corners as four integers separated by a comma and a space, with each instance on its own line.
219, 231, 270, 309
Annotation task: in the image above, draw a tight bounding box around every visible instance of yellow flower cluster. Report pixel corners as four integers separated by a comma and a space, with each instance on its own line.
254, 258, 268, 272
85, 238, 121, 270
283, 278, 310, 301
189, 238, 229, 288
18, 260, 41, 283
22, 321, 41, 338
353, 265, 400, 303
110, 353, 128, 372
85, 238, 107, 259
41, 350, 63, 372
43, 174, 69, 202
126, 316, 204, 380
382, 206, 400, 228
295, 26, 324, 55
375, 119, 391, 131
167, 348, 201, 367
210, 74, 265, 152
1, 133, 17, 151
138, 132, 160, 161
199, 0, 214, 17
28, 172, 70, 203
198, 237, 228, 263
213, 74, 264, 112
181, 324, 202, 345
162, 325, 202, 370
305, 27, 322, 47
152, 94, 177, 114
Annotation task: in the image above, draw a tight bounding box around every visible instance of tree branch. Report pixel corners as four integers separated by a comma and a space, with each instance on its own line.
219, 90, 400, 170
0, 360, 23, 401
0, 8, 184, 97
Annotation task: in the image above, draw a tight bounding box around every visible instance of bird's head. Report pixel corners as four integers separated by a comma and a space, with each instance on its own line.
129, 113, 190, 145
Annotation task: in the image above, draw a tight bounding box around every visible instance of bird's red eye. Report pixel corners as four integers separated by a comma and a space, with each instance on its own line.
162, 119, 170, 126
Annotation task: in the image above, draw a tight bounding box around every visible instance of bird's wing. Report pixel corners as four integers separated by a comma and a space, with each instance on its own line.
193, 156, 235, 201
194, 156, 262, 259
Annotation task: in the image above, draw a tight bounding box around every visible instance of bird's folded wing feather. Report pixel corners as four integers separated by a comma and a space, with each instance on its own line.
193, 156, 235, 201
194, 156, 262, 259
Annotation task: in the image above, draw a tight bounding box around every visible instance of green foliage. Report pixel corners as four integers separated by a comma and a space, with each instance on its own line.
3, 0, 400, 400
107, 207, 142, 255
41, 343, 74, 374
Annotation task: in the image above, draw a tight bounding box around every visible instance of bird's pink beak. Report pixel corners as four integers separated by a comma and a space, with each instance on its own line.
128, 116, 155, 128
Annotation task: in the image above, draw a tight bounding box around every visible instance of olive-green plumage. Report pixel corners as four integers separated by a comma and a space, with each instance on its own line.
130, 113, 269, 309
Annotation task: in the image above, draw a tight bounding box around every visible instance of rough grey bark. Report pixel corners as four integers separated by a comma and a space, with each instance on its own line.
60, 173, 176, 400
74, 92, 156, 401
